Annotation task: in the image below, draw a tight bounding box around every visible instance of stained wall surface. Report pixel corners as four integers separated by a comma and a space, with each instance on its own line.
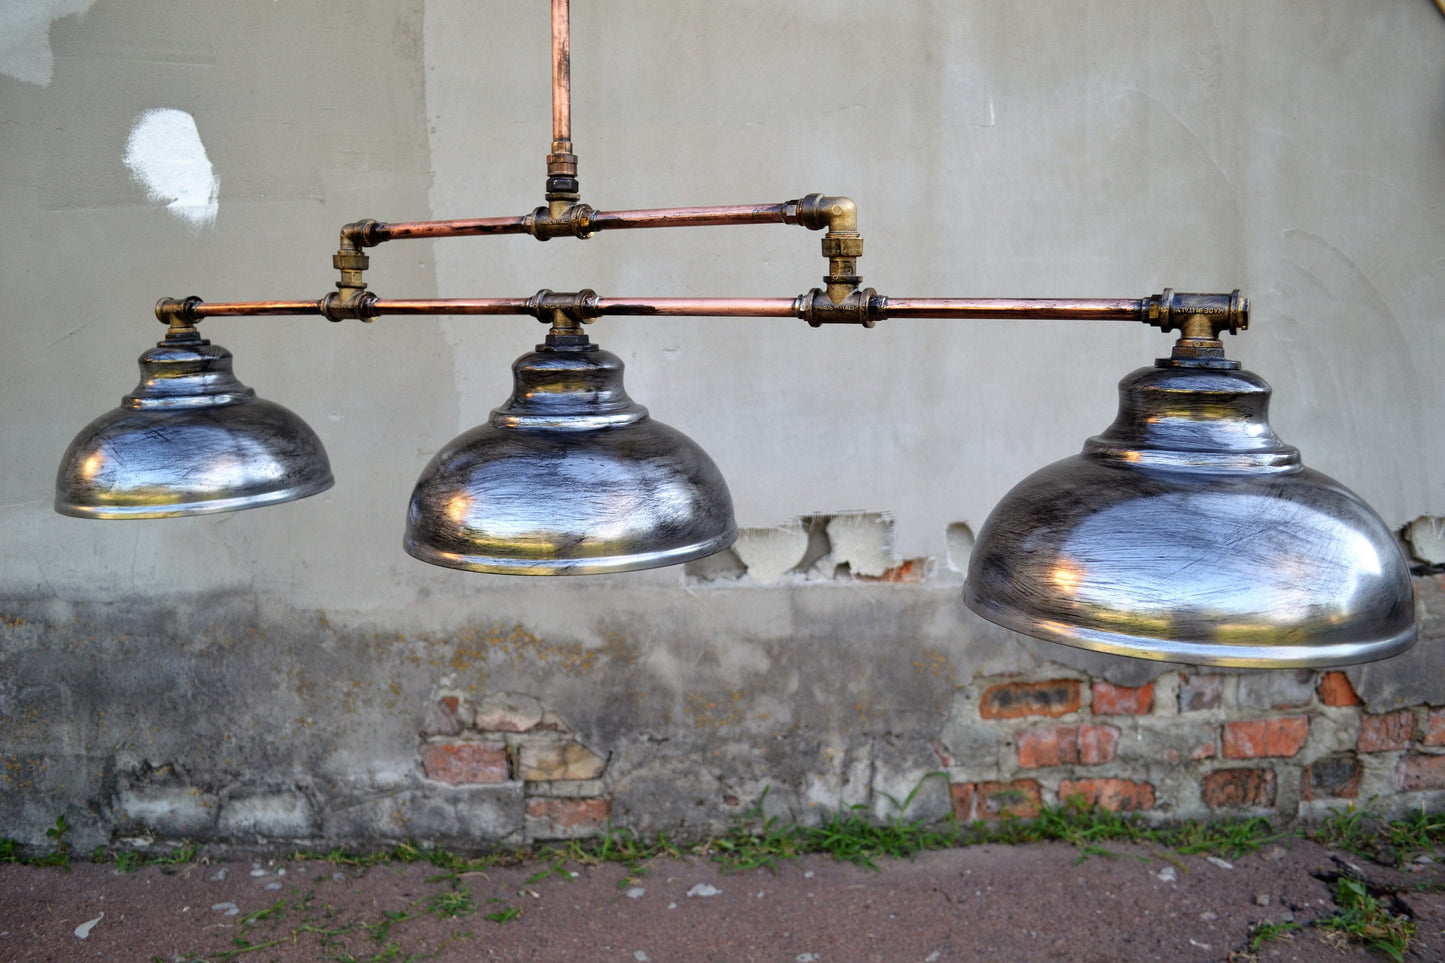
3, 1, 1445, 850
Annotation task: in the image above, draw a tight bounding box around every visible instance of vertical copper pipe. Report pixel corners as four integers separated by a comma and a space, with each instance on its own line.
552, 0, 570, 149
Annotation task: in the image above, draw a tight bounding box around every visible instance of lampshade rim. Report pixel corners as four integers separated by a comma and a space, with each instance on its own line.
962, 583, 1418, 668
403, 526, 737, 576
54, 474, 334, 519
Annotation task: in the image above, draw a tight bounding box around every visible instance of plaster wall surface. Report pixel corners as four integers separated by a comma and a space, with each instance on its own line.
3, 0, 1445, 849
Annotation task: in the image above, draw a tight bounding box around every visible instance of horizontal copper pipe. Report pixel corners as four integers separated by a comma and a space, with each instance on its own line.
880, 298, 1142, 321
167, 294, 1162, 324
190, 300, 323, 317
374, 298, 532, 315
590, 204, 792, 231
371, 216, 532, 241
594, 297, 798, 317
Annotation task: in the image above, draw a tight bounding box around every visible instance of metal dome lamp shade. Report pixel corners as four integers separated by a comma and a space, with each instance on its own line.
55, 315, 333, 518
403, 322, 736, 575
963, 315, 1416, 668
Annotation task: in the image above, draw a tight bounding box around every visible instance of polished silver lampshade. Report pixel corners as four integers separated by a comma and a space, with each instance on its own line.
404, 335, 736, 575
963, 339, 1416, 668
55, 330, 333, 518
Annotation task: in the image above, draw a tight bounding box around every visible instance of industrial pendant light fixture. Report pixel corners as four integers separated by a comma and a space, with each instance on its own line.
404, 318, 735, 575
55, 318, 332, 518
962, 314, 1416, 668
54, 1, 1417, 667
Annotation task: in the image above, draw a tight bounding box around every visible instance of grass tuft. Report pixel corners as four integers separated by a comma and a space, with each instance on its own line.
1318, 877, 1416, 962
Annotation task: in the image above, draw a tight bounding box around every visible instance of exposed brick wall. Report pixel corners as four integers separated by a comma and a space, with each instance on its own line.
418, 691, 609, 840
938, 668, 1445, 824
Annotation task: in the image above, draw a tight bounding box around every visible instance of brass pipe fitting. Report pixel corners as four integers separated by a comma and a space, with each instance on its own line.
1143, 289, 1248, 338
339, 219, 384, 250
526, 203, 596, 240
320, 291, 379, 323
788, 193, 864, 303
798, 286, 882, 328
792, 193, 858, 234
155, 296, 204, 334
526, 289, 600, 328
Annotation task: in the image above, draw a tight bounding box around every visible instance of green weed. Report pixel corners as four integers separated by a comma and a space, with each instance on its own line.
483, 898, 520, 924
1318, 877, 1416, 962
1247, 919, 1302, 950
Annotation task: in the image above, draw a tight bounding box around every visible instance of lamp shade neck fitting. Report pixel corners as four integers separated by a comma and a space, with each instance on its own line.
1082, 359, 1301, 474
122, 335, 258, 410
490, 344, 649, 431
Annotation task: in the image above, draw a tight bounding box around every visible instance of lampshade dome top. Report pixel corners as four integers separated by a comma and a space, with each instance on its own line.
54, 331, 333, 518
404, 339, 736, 575
963, 350, 1416, 667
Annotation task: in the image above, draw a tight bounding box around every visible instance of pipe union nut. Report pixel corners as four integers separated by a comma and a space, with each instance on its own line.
821, 234, 864, 257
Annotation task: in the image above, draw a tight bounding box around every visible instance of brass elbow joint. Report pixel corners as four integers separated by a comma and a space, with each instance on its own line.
340, 219, 384, 250
793, 194, 858, 234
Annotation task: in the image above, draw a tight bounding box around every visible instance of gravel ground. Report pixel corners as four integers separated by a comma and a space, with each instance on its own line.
2, 838, 1440, 962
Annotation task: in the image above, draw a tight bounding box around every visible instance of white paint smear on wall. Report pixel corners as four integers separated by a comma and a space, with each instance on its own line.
123, 109, 220, 229
0, 0, 98, 86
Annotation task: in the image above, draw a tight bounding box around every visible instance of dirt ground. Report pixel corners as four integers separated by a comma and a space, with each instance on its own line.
2, 838, 1441, 962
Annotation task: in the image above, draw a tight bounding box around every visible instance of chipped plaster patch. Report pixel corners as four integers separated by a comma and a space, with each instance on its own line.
1405, 515, 1445, 566
0, 0, 97, 86
123, 108, 220, 229
945, 522, 975, 574
824, 511, 897, 577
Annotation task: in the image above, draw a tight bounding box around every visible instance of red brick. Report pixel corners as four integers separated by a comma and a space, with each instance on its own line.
420, 741, 509, 785
1358, 710, 1416, 753
1424, 710, 1445, 748
1201, 768, 1277, 809
1017, 727, 1075, 768
1222, 717, 1309, 759
1302, 755, 1360, 801
1318, 671, 1364, 707
949, 782, 975, 821
1079, 725, 1119, 764
1058, 778, 1155, 812
980, 680, 1081, 720
976, 780, 1042, 819
1091, 681, 1155, 716
524, 797, 610, 829
1398, 755, 1445, 792
1016, 725, 1119, 768
1189, 741, 1217, 762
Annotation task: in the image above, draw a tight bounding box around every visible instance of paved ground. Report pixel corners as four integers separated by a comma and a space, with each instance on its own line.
2, 838, 1442, 962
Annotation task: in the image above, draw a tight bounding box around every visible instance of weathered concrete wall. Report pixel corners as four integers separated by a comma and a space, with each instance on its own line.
4, 1, 1445, 851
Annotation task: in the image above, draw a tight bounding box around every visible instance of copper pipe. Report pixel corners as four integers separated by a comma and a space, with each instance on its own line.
594, 297, 798, 317
552, 0, 570, 148
590, 204, 792, 231
190, 300, 324, 317
163, 294, 1178, 325
374, 298, 532, 315
371, 216, 532, 241
880, 298, 1143, 321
